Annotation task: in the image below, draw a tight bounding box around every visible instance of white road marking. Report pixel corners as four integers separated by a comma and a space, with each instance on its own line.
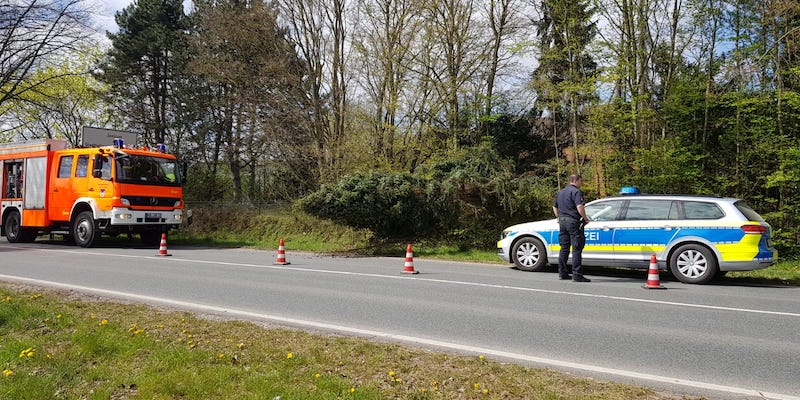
0, 273, 797, 400
13, 245, 800, 318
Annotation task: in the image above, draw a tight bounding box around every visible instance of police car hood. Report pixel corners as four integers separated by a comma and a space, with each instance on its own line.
505, 219, 558, 234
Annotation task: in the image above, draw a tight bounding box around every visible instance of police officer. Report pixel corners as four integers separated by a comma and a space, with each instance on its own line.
553, 174, 591, 282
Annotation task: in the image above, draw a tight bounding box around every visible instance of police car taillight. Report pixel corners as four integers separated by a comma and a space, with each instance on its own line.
741, 224, 767, 234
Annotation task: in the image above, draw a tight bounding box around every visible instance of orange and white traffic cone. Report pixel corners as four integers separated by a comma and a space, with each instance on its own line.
402, 244, 419, 274
275, 238, 290, 265
643, 254, 666, 289
156, 233, 172, 256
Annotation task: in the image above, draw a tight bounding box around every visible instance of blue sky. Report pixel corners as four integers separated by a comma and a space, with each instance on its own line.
91, 0, 193, 34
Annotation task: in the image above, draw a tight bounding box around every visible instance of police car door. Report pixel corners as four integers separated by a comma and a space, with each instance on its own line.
613, 199, 681, 264
582, 199, 624, 264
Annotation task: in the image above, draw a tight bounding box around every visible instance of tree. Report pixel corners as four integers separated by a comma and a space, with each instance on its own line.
2, 51, 110, 146
352, 0, 421, 164
189, 0, 311, 203
278, 0, 351, 182
531, 0, 597, 173
99, 0, 190, 145
0, 0, 91, 112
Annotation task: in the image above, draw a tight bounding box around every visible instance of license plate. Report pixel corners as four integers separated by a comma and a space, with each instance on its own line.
145, 213, 161, 221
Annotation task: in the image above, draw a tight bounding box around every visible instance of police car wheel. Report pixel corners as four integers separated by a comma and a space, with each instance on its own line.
512, 237, 548, 272
669, 244, 718, 284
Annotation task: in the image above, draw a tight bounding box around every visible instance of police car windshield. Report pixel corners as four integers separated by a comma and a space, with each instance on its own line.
115, 155, 181, 186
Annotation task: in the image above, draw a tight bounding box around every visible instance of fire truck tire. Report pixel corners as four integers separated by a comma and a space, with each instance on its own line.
4, 211, 36, 243
73, 211, 97, 247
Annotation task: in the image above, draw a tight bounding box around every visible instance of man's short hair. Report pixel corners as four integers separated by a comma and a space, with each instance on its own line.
569, 174, 582, 183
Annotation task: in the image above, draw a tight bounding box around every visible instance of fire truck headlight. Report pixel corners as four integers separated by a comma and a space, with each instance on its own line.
173, 214, 182, 221
116, 213, 132, 220
121, 198, 130, 207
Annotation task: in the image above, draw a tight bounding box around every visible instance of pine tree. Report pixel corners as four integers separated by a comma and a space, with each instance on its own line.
530, 0, 597, 173
99, 0, 190, 145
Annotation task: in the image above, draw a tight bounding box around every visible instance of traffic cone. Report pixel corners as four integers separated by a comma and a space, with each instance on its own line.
156, 233, 172, 256
643, 254, 666, 289
402, 244, 419, 274
275, 238, 290, 265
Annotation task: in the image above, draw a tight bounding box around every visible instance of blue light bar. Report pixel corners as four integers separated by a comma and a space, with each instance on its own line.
619, 186, 640, 195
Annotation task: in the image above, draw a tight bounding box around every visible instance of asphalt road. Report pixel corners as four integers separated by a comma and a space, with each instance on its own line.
1, 240, 799, 400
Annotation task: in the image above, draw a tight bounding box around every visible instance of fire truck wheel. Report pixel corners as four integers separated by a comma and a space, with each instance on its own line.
73, 211, 97, 248
4, 211, 36, 243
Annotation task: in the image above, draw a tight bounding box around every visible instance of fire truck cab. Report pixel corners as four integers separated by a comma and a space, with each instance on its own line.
1, 139, 185, 247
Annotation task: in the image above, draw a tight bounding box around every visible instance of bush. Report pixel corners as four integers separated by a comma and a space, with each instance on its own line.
296, 172, 457, 239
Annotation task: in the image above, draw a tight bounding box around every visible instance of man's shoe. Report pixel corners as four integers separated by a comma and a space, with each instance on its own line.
573, 276, 591, 282
559, 275, 572, 280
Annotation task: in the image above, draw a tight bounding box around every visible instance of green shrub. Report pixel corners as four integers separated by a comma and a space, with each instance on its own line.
296, 172, 457, 239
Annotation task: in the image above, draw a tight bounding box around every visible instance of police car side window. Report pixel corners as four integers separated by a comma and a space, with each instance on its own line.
586, 201, 623, 221
682, 201, 724, 219
625, 200, 676, 220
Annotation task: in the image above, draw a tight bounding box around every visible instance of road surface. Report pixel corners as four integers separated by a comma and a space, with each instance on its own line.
1, 241, 798, 400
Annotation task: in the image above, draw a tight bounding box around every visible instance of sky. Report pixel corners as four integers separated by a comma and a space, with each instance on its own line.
90, 0, 193, 34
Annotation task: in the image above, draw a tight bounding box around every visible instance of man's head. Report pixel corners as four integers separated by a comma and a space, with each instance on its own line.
569, 174, 583, 187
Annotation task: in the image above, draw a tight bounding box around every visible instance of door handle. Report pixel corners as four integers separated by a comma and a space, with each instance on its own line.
53, 189, 59, 192
88, 188, 95, 192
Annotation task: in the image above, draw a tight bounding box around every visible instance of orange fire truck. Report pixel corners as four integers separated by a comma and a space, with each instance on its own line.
1, 138, 185, 247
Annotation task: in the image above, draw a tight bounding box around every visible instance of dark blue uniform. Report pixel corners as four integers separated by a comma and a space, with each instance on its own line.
554, 184, 587, 280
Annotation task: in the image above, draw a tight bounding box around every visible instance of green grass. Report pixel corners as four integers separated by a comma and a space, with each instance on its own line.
171, 205, 800, 286
0, 286, 697, 399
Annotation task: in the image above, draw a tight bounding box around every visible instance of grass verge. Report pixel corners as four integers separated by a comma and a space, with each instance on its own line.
172, 205, 800, 286
0, 285, 697, 400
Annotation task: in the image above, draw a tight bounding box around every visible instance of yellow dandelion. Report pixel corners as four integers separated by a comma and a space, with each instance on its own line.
286, 352, 294, 359
3, 369, 13, 377
181, 329, 187, 334
133, 329, 144, 335
56, 314, 62, 319
388, 370, 395, 377
395, 378, 402, 383
19, 348, 34, 358
482, 388, 489, 395
237, 342, 245, 350
3, 296, 11, 302
315, 373, 321, 379
218, 353, 226, 359
479, 355, 485, 360
421, 388, 428, 393
349, 387, 355, 393
30, 294, 42, 300
188, 341, 196, 349
99, 319, 108, 326
474, 383, 480, 390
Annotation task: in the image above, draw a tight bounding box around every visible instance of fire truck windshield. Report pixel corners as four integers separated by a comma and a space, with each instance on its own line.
115, 155, 181, 186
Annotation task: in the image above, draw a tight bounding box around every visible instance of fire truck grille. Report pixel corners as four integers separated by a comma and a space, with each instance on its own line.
122, 196, 180, 207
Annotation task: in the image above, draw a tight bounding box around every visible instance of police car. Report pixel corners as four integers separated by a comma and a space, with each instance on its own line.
497, 189, 776, 284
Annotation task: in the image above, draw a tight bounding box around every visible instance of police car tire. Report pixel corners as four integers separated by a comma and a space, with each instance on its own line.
73, 211, 97, 248
511, 237, 548, 272
669, 244, 718, 284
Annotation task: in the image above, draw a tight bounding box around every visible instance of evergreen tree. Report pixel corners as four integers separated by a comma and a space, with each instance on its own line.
530, 0, 597, 174
98, 0, 190, 145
